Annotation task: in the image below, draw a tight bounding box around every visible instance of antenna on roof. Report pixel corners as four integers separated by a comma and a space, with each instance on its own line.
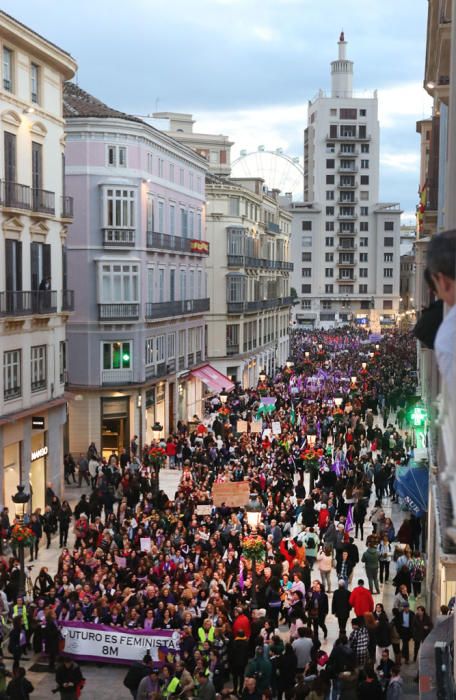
155, 97, 160, 112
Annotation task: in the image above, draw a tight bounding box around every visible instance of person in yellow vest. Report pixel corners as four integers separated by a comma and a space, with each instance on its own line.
12, 596, 29, 632
197, 618, 215, 650
161, 665, 181, 699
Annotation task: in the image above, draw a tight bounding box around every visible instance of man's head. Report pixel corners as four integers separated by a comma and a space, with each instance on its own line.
427, 229, 456, 306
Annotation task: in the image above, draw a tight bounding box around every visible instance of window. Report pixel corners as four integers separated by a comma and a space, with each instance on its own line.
300, 300, 311, 310
326, 175, 335, 185
301, 252, 312, 262
3, 48, 13, 91
325, 237, 334, 247
325, 268, 334, 277
229, 197, 240, 216
360, 222, 369, 231
360, 237, 368, 247
157, 201, 164, 233
302, 221, 312, 231
301, 284, 311, 294
329, 125, 338, 138
326, 159, 335, 169
322, 300, 332, 309
325, 207, 334, 217
383, 300, 393, 310
31, 345, 47, 392
100, 263, 139, 302
383, 284, 393, 293
324, 284, 333, 293
325, 253, 334, 262
226, 324, 240, 352
384, 222, 395, 231
320, 312, 336, 321
360, 300, 371, 309
384, 253, 393, 262
145, 338, 154, 365
302, 235, 312, 247
360, 207, 368, 216
325, 221, 334, 231
361, 143, 369, 152
360, 192, 369, 201
169, 164, 174, 182
103, 341, 131, 370
197, 211, 202, 239
326, 191, 334, 200
3, 349, 21, 400
384, 268, 393, 278
384, 237, 394, 247
330, 109, 337, 116
181, 208, 188, 237
359, 125, 367, 138
359, 284, 368, 293
156, 335, 165, 363
31, 63, 39, 103
326, 142, 335, 153
106, 146, 127, 167
169, 204, 175, 235
158, 268, 165, 302
359, 268, 368, 278
361, 160, 369, 169
180, 168, 185, 186
227, 275, 246, 302
302, 268, 312, 277
360, 176, 369, 185
105, 188, 135, 228
340, 108, 357, 119
360, 253, 368, 262
189, 173, 194, 190
360, 109, 367, 117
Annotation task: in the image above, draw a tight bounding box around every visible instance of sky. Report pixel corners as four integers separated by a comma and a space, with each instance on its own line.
5, 0, 432, 221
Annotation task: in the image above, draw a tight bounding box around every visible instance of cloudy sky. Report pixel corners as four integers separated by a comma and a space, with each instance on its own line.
6, 0, 431, 219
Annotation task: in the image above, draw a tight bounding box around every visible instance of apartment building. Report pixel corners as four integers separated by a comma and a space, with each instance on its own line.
0, 12, 77, 511
63, 84, 214, 457
290, 34, 401, 330
205, 175, 293, 386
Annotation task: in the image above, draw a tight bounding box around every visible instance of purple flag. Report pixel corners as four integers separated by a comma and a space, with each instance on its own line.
345, 505, 353, 533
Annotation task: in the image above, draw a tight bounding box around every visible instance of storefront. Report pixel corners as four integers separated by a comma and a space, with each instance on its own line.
100, 396, 130, 460
30, 432, 47, 512
3, 442, 21, 514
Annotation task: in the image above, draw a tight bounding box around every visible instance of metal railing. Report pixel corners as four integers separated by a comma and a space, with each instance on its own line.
1, 181, 31, 210
266, 222, 280, 234
227, 296, 294, 314
32, 290, 57, 314
145, 298, 210, 320
146, 231, 210, 255
103, 228, 136, 246
227, 344, 240, 356
61, 196, 74, 219
101, 368, 133, 385
4, 385, 21, 401
32, 188, 55, 215
98, 303, 140, 320
228, 256, 293, 271
31, 379, 47, 393
0, 291, 33, 316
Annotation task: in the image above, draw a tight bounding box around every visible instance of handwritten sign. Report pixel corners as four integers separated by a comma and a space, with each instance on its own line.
212, 481, 250, 508
272, 421, 282, 435
140, 538, 151, 552
196, 505, 212, 515
237, 420, 248, 434
250, 420, 263, 434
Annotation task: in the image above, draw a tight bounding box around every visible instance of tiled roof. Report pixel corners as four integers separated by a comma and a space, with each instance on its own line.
63, 82, 143, 123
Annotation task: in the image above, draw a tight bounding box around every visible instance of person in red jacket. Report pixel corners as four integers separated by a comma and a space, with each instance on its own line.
232, 607, 251, 639
349, 578, 374, 617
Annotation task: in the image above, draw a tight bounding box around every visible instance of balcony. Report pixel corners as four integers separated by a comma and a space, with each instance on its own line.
336, 276, 357, 283
103, 228, 135, 247
0, 181, 31, 210
227, 296, 294, 314
266, 222, 280, 234
61, 196, 74, 219
227, 343, 240, 356
98, 303, 139, 321
145, 298, 210, 320
228, 255, 245, 267
336, 260, 356, 266
32, 188, 55, 215
31, 379, 47, 393
61, 289, 75, 312
147, 231, 210, 255
337, 166, 358, 173
338, 213, 358, 220
337, 183, 358, 189
338, 199, 358, 205
4, 385, 21, 401
0, 291, 33, 316
328, 134, 371, 142
101, 368, 133, 385
32, 290, 57, 314
337, 229, 358, 235
337, 244, 357, 251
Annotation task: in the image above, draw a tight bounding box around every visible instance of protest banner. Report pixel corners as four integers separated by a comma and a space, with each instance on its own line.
60, 621, 179, 665
271, 421, 281, 435
212, 481, 250, 507
250, 420, 263, 433
195, 505, 212, 515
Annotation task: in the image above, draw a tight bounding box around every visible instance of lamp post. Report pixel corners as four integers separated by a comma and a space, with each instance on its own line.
12, 485, 30, 596
137, 394, 143, 456
286, 358, 294, 370
245, 493, 262, 610
334, 397, 343, 408
259, 368, 267, 384
219, 388, 228, 405
361, 362, 367, 371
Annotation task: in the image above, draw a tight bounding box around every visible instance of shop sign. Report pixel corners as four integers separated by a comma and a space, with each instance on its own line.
31, 446, 48, 462
32, 416, 45, 429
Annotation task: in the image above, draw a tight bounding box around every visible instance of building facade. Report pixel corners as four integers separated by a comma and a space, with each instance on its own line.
291, 34, 401, 330
0, 12, 77, 511
205, 176, 293, 386
63, 85, 211, 458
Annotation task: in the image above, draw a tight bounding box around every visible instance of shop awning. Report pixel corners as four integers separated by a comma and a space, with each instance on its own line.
190, 364, 234, 393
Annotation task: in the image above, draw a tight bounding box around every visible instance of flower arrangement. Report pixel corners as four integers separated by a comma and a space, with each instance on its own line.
242, 535, 266, 561
10, 523, 35, 548
332, 407, 344, 422
148, 446, 166, 469
300, 447, 324, 473
218, 405, 230, 417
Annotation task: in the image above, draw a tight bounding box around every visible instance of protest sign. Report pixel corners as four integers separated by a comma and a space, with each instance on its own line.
212, 481, 250, 507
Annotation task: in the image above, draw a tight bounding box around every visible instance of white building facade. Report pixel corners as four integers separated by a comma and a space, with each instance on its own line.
0, 12, 77, 511
291, 34, 401, 330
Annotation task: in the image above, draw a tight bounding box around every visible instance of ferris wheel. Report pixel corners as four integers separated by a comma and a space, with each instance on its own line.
231, 147, 304, 200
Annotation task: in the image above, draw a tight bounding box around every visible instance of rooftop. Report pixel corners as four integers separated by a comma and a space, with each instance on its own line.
63, 83, 143, 123
0, 10, 74, 58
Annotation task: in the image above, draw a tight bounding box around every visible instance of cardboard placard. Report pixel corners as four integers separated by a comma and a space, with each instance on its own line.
140, 537, 151, 552
237, 420, 248, 434
196, 505, 212, 515
212, 481, 250, 508
250, 420, 263, 434
272, 421, 282, 435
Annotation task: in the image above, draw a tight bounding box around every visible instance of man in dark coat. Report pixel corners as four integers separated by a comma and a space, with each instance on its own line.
228, 629, 249, 695
332, 579, 352, 633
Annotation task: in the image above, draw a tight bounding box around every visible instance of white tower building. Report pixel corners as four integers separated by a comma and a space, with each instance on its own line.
291, 34, 401, 330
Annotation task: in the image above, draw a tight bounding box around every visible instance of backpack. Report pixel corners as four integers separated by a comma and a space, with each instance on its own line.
306, 536, 315, 549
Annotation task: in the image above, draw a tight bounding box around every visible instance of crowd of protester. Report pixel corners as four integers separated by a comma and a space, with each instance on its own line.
0, 329, 434, 699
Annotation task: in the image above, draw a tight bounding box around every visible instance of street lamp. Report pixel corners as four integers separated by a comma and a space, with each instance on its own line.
12, 485, 30, 596
307, 434, 317, 447
219, 388, 228, 405
361, 362, 367, 370
259, 368, 267, 383
375, 344, 380, 351
245, 493, 262, 609
351, 376, 357, 385
304, 351, 310, 359
286, 358, 294, 369
369, 351, 375, 360
152, 421, 163, 438
334, 397, 343, 408
318, 344, 323, 351
137, 394, 143, 456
